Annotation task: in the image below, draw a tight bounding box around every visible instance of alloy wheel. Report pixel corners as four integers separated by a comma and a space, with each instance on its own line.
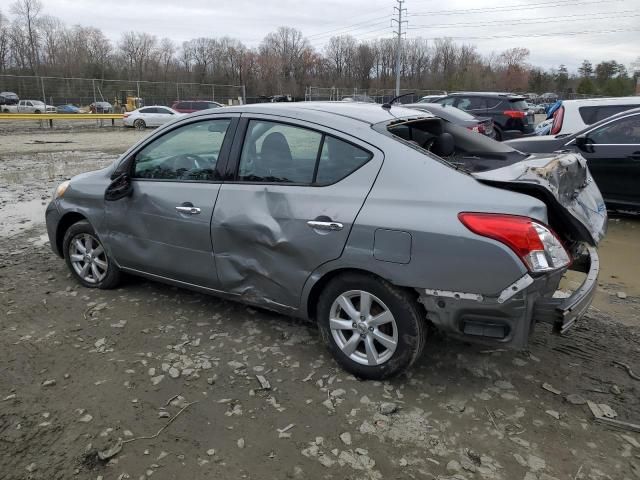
329, 290, 398, 366
68, 233, 108, 284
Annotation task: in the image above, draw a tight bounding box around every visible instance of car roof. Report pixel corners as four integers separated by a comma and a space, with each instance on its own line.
209, 101, 431, 126
445, 92, 523, 98
560, 97, 640, 107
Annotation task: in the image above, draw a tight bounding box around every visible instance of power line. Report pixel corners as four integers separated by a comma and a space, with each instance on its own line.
308, 26, 395, 49
408, 10, 640, 29
307, 16, 390, 39
405, 26, 640, 41
409, 0, 625, 17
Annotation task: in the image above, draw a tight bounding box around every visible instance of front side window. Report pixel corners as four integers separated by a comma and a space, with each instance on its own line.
156, 108, 174, 115
133, 119, 231, 181
588, 115, 640, 145
237, 120, 372, 185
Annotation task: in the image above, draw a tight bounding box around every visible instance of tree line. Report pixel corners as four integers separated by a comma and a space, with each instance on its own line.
0, 0, 636, 99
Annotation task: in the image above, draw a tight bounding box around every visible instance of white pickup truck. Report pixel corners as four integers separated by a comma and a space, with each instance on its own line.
2, 99, 56, 113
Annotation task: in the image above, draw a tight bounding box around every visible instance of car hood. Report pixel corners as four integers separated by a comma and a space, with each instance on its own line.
472, 152, 607, 245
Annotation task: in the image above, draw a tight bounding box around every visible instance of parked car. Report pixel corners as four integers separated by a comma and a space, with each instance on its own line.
507, 107, 640, 212
405, 102, 496, 138
548, 97, 640, 136
171, 100, 223, 113
2, 99, 56, 113
341, 95, 376, 103
435, 92, 535, 140
90, 102, 114, 114
123, 106, 182, 129
0, 91, 19, 106
56, 104, 81, 114
529, 104, 546, 114
418, 94, 447, 103
46, 102, 605, 379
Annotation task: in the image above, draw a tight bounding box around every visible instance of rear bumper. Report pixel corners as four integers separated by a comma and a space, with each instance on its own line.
533, 246, 599, 333
416, 245, 599, 348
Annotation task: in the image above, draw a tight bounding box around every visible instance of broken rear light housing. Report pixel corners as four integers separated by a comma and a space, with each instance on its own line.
458, 213, 570, 273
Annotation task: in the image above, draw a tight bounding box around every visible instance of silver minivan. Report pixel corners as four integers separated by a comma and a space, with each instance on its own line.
46, 102, 607, 379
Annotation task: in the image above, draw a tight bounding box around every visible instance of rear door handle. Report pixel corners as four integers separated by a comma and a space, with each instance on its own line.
176, 206, 201, 215
307, 220, 344, 231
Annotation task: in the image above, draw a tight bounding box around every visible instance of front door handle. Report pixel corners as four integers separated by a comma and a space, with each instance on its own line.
307, 220, 343, 231
176, 206, 201, 215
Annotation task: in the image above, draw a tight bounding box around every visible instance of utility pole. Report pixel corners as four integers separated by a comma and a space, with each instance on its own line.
392, 0, 407, 96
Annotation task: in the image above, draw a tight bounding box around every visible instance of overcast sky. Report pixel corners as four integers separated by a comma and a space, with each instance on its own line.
19, 0, 640, 72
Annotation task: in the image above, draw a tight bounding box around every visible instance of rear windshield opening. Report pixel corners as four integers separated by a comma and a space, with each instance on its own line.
386, 118, 528, 172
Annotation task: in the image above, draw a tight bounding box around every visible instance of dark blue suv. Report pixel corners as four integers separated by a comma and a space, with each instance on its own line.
435, 92, 535, 140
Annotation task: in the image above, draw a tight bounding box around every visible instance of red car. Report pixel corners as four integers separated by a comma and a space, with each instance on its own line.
171, 100, 223, 113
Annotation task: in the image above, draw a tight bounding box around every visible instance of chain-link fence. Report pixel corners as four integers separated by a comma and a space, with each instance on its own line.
304, 86, 448, 104
0, 75, 245, 108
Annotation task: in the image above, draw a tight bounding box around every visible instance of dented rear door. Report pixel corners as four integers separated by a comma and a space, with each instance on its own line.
211, 116, 383, 310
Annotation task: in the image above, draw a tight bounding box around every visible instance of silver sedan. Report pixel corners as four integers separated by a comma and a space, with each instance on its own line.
46, 102, 606, 379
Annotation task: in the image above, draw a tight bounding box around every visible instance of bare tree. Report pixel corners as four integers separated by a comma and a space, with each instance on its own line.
10, 0, 41, 73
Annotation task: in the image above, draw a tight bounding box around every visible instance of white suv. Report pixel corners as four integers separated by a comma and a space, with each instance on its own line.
550, 97, 640, 135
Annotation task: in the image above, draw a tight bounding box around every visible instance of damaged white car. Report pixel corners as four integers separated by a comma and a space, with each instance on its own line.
46, 102, 607, 379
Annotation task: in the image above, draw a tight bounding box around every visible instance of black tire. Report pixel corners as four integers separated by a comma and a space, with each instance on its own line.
34, 110, 41, 114
317, 273, 427, 380
133, 119, 146, 130
493, 125, 503, 141
62, 220, 121, 289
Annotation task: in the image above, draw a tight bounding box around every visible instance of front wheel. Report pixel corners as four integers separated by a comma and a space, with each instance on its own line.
63, 220, 121, 289
133, 119, 146, 130
317, 273, 427, 380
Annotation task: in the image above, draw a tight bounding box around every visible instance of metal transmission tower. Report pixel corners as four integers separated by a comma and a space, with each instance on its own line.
392, 0, 407, 96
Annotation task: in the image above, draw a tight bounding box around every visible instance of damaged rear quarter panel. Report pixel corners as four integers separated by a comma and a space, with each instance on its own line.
308, 135, 549, 299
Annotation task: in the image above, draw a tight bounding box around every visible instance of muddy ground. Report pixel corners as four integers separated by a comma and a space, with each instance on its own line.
1, 127, 639, 480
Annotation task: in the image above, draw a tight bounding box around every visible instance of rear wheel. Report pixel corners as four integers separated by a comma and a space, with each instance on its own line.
63, 220, 121, 289
493, 125, 503, 141
317, 273, 427, 379
133, 119, 146, 130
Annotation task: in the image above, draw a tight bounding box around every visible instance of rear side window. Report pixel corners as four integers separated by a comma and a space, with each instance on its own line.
238, 120, 372, 185
508, 99, 528, 110
140, 107, 157, 114
457, 97, 487, 111
437, 97, 457, 106
579, 105, 638, 125
316, 136, 372, 185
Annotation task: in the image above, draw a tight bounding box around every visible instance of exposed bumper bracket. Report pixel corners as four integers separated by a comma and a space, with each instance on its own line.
533, 246, 599, 333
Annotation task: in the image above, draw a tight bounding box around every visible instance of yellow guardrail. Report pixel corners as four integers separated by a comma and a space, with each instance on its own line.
0, 113, 123, 120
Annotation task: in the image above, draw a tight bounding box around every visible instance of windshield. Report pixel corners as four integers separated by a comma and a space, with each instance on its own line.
384, 117, 528, 172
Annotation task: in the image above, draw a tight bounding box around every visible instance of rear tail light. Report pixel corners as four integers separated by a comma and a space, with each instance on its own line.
123, 112, 130, 118
503, 110, 526, 119
550, 106, 564, 135
458, 213, 570, 272
467, 123, 486, 134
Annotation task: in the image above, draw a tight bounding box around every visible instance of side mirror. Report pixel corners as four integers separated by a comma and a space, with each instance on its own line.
574, 134, 592, 152
105, 172, 132, 201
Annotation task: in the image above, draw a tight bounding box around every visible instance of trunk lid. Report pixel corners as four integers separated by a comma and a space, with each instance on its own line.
471, 152, 607, 245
